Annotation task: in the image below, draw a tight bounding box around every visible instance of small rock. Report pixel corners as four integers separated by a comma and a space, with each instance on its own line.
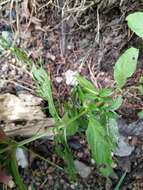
46, 52, 56, 61
118, 119, 143, 137
91, 158, 95, 165
8, 179, 15, 188
69, 139, 81, 150
70, 183, 77, 189
0, 31, 13, 51
2, 31, 13, 43
0, 80, 5, 89
55, 77, 63, 83
65, 70, 78, 86
16, 148, 28, 168
74, 160, 91, 178
114, 136, 134, 157
77, 152, 83, 158
11, 58, 16, 64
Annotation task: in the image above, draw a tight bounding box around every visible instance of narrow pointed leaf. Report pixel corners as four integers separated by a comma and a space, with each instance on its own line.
76, 75, 98, 95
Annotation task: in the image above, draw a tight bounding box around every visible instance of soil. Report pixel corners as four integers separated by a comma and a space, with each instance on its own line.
0, 0, 143, 189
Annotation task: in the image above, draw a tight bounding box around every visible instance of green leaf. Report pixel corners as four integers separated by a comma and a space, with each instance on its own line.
138, 111, 143, 119
114, 47, 139, 88
62, 113, 79, 136
109, 96, 123, 111
99, 88, 113, 97
55, 143, 76, 180
76, 75, 98, 95
115, 171, 127, 190
139, 76, 143, 83
86, 118, 113, 177
137, 85, 143, 95
32, 64, 60, 120
126, 12, 143, 38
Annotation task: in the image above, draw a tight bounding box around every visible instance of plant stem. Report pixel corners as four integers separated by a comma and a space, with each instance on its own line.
24, 147, 64, 171
18, 109, 87, 147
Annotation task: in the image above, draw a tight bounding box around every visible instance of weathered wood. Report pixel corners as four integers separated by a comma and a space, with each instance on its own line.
4, 118, 55, 137
0, 93, 55, 137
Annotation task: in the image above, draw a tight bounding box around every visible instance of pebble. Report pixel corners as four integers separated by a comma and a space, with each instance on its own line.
16, 148, 28, 168
91, 158, 95, 165
77, 152, 83, 158
46, 52, 56, 61
11, 58, 16, 64
70, 183, 78, 189
2, 31, 13, 43
114, 135, 134, 157
69, 139, 81, 150
74, 160, 91, 178
55, 76, 63, 83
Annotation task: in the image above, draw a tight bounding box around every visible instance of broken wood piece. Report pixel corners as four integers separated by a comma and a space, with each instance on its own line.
0, 93, 45, 121
4, 118, 55, 137
0, 93, 55, 137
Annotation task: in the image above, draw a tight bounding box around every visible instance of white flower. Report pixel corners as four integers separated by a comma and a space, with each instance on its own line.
65, 70, 78, 86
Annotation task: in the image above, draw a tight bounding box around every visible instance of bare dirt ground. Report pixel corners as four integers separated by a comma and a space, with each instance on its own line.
0, 0, 143, 189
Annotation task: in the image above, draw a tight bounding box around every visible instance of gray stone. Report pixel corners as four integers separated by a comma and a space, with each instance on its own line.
0, 31, 13, 51
74, 160, 91, 178
114, 135, 134, 157
2, 31, 13, 43
118, 119, 143, 137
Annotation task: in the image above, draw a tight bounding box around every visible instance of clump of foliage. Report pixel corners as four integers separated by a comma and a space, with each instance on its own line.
0, 11, 143, 189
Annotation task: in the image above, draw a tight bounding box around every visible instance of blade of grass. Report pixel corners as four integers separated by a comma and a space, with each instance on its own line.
23, 147, 64, 171
115, 171, 127, 190
31, 64, 60, 120
18, 109, 87, 147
